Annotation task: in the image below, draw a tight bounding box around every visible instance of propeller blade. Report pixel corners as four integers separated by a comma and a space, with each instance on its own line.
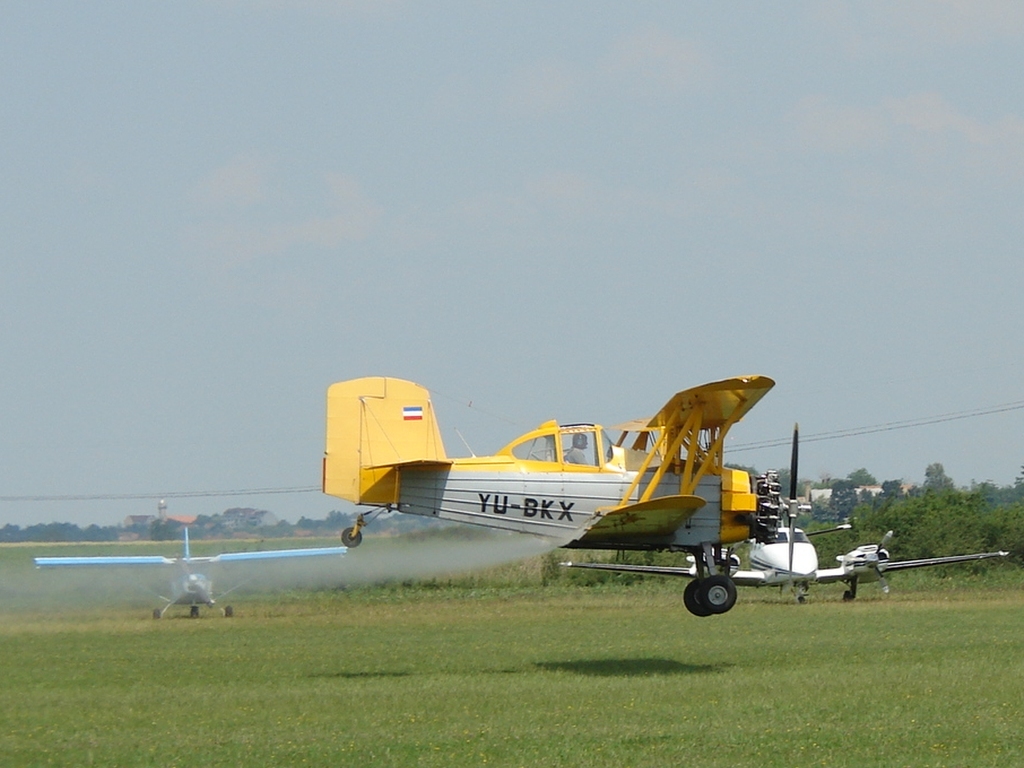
874, 566, 890, 594
789, 423, 799, 502
880, 530, 893, 550
788, 424, 798, 585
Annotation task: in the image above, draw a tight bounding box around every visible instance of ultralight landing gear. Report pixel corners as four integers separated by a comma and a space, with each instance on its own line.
341, 514, 366, 548
153, 608, 161, 620
190, 605, 200, 618
223, 605, 233, 618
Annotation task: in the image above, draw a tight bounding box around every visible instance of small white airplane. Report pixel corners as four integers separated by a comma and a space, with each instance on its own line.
34, 528, 347, 618
563, 511, 1008, 609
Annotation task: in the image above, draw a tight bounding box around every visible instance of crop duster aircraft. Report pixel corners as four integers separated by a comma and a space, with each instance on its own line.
34, 528, 347, 618
322, 375, 785, 616
563, 469, 1009, 607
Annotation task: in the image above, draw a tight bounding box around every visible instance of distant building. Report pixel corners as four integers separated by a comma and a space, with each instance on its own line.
124, 514, 157, 528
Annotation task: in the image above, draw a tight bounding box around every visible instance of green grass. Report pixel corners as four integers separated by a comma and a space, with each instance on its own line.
2, 540, 1024, 767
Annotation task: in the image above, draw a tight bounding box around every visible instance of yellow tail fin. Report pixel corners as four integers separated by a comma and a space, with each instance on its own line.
323, 377, 449, 504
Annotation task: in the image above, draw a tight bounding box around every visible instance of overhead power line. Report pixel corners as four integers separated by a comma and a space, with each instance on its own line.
0, 486, 320, 503
730, 399, 1024, 453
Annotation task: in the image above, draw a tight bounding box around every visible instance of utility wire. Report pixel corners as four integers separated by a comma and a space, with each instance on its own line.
730, 400, 1024, 453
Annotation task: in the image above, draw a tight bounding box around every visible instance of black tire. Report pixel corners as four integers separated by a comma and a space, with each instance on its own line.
224, 605, 233, 618
153, 608, 161, 620
190, 605, 199, 618
698, 574, 737, 615
341, 527, 363, 548
843, 590, 855, 601
684, 579, 713, 617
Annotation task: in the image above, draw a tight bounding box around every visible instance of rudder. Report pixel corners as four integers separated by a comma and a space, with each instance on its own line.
323, 377, 448, 504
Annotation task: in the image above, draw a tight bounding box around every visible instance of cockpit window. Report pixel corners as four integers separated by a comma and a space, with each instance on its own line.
775, 530, 810, 544
562, 430, 598, 466
510, 435, 556, 462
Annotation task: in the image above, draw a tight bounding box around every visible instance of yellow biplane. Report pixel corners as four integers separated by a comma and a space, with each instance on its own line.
322, 375, 782, 616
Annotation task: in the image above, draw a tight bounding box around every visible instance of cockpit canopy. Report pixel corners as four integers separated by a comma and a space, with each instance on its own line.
503, 422, 615, 468
774, 529, 811, 544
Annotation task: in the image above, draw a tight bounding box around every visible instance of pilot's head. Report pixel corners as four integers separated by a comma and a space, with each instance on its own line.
572, 433, 588, 449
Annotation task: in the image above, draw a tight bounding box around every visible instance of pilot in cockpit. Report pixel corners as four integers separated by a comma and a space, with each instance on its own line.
564, 433, 589, 464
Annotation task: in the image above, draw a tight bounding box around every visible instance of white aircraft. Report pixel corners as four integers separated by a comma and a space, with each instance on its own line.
563, 520, 1008, 610
34, 528, 347, 618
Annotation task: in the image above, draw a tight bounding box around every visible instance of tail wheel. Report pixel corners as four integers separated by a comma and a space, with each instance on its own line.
683, 579, 713, 617
341, 527, 363, 547
698, 574, 737, 614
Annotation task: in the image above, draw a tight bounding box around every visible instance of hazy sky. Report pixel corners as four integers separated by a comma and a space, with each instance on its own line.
4, 2, 1024, 527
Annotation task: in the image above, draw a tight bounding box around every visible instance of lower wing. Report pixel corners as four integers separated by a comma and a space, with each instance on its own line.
559, 560, 769, 586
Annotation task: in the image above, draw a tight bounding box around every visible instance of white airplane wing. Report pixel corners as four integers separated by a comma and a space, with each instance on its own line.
880, 550, 1008, 573
810, 566, 850, 584
560, 561, 770, 586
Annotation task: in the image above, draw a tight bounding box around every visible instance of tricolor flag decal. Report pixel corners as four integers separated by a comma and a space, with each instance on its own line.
403, 405, 424, 421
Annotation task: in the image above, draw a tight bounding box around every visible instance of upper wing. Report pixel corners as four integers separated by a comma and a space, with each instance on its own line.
880, 550, 1008, 573
35, 555, 175, 567
203, 546, 348, 564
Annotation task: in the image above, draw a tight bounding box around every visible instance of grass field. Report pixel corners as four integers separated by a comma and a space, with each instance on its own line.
2, 538, 1023, 767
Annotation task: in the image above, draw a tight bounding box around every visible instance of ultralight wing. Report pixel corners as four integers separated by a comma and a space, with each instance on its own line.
206, 546, 348, 563
34, 555, 176, 567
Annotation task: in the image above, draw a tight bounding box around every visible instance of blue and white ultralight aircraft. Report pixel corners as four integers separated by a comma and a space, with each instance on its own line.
34, 528, 347, 618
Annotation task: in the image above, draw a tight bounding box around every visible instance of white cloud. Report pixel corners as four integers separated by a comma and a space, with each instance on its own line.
501, 59, 581, 118
604, 26, 709, 92
185, 169, 382, 271
190, 155, 267, 210
811, 0, 1024, 54
791, 92, 1024, 167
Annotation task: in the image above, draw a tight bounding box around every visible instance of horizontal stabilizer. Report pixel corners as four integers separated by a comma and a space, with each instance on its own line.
575, 494, 706, 545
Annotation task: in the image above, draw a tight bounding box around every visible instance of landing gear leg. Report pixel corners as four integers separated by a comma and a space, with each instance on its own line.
843, 578, 858, 602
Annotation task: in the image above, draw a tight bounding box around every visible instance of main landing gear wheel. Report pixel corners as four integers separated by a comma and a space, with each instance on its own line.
190, 605, 200, 618
152, 608, 161, 620
697, 574, 737, 615
684, 580, 713, 617
341, 527, 363, 547
223, 605, 234, 618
